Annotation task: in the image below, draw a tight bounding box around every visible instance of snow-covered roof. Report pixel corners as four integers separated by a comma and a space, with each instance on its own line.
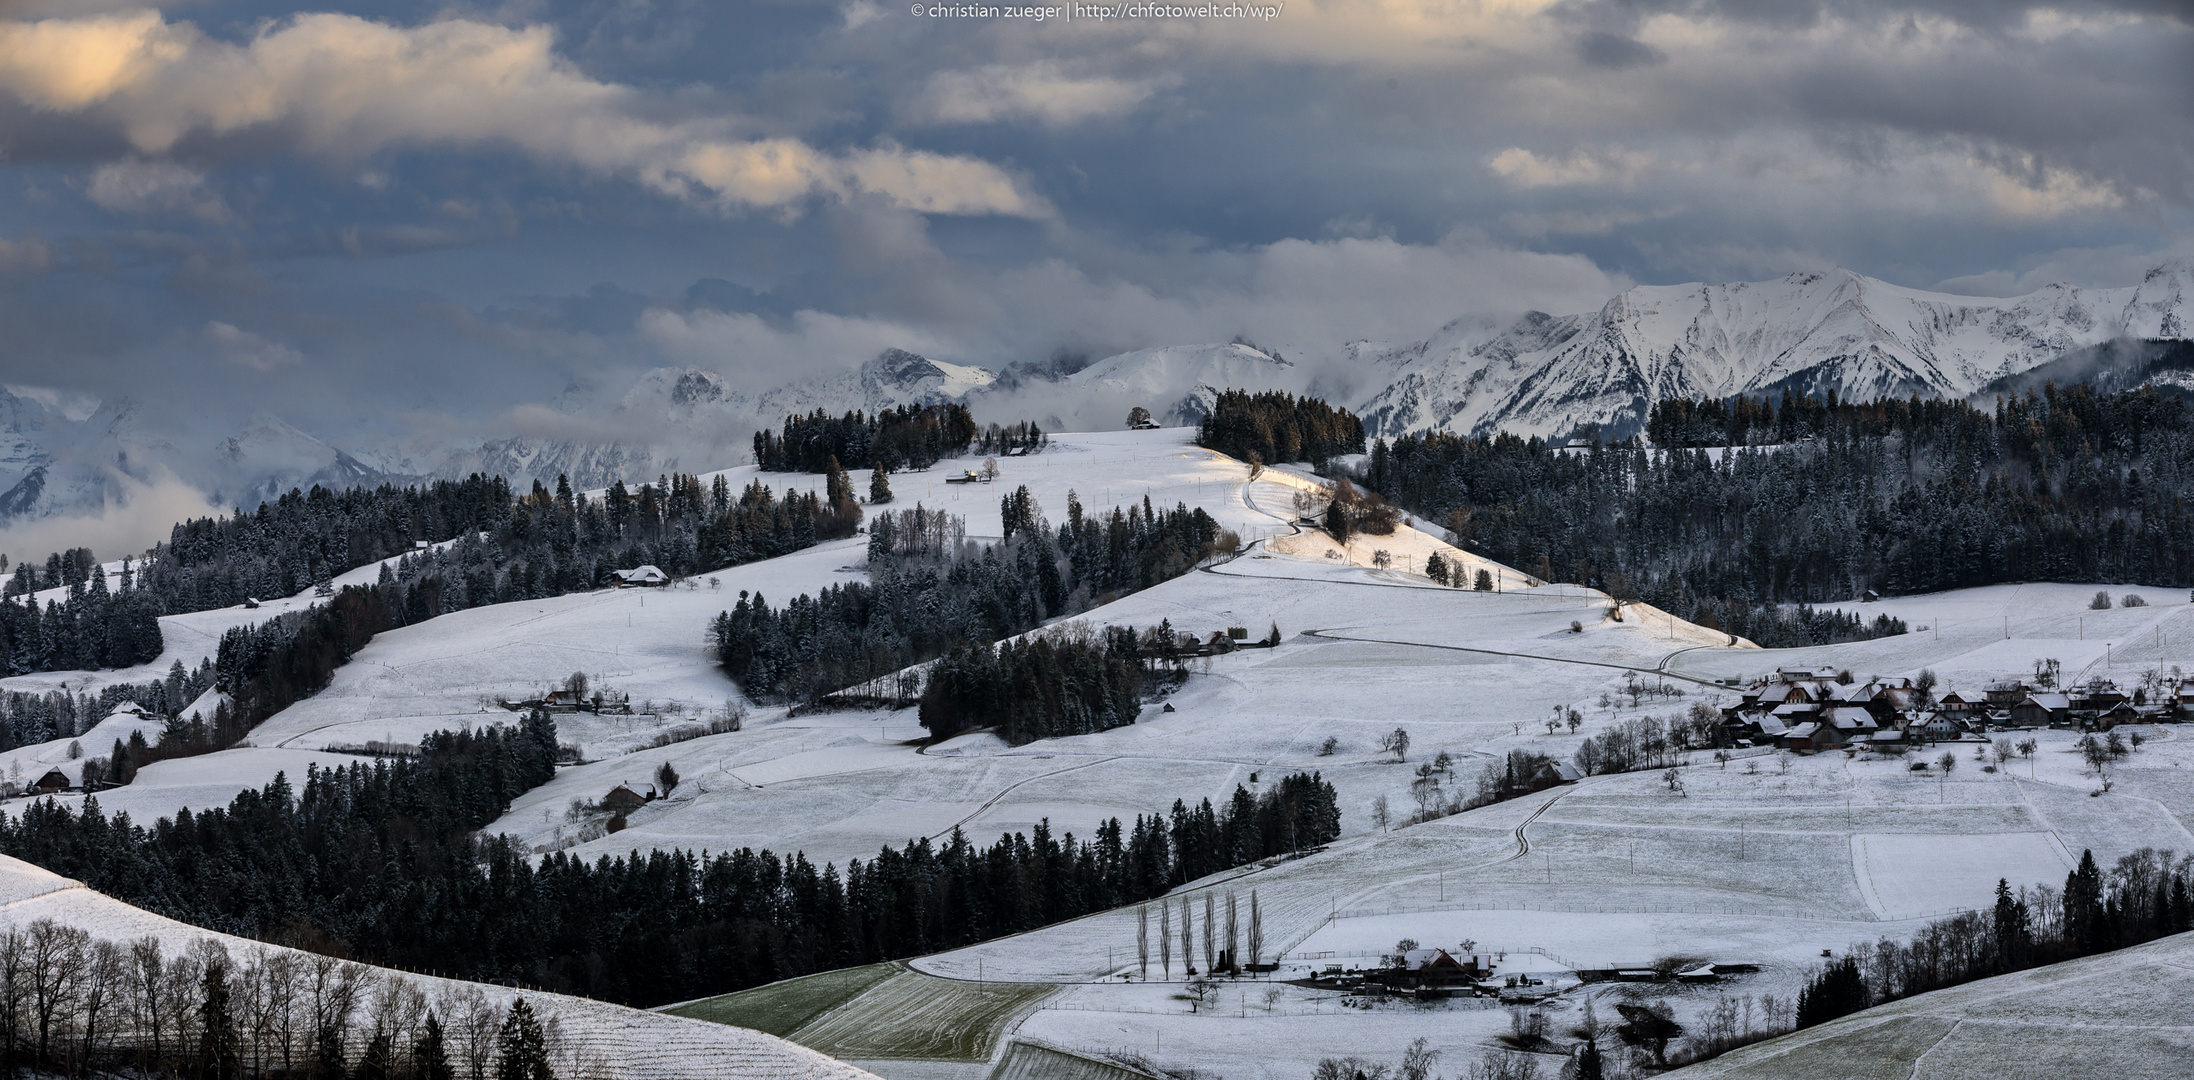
614, 565, 668, 584
1827, 707, 1878, 730
2022, 693, 2070, 710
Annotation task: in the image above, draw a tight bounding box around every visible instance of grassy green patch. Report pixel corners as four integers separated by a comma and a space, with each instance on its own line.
786, 971, 1059, 1061
660, 963, 897, 1036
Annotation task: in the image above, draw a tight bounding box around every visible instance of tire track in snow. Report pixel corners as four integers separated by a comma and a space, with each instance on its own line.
924, 756, 1122, 843
1299, 627, 1722, 688
1506, 787, 1571, 861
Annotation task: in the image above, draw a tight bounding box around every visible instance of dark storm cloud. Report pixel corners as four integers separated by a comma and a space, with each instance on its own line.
0, 0, 2187, 555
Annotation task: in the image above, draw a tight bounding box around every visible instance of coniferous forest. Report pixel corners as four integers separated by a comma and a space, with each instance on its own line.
750, 404, 978, 473
1196, 390, 1366, 468
0, 552, 165, 674
1793, 848, 2194, 1030
0, 472, 841, 677
712, 488, 1221, 708
917, 626, 1148, 743
0, 728, 1338, 1007
1361, 385, 2194, 645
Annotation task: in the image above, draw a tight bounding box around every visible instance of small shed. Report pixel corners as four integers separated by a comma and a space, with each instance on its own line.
2094, 702, 2143, 730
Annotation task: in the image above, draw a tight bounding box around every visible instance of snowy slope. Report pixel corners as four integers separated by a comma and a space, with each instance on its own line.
1357, 260, 2194, 440
1667, 929, 2194, 1080
9, 430, 2194, 1078
0, 854, 881, 1080
0, 703, 165, 790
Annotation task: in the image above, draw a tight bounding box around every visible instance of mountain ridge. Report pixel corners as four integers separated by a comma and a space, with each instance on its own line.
3, 261, 2190, 535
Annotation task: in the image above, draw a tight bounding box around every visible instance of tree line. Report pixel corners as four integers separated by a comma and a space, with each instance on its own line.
5, 468, 846, 677
0, 915, 590, 1080
0, 555, 165, 676
0, 662, 215, 784
1359, 385, 2194, 640
0, 729, 1336, 1008
1797, 846, 2194, 1029
919, 625, 1148, 743
712, 490, 1223, 705
1, 547, 97, 598
750, 403, 978, 474
1196, 390, 1366, 469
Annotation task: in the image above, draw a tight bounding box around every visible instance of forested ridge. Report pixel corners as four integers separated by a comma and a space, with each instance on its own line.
713, 489, 1223, 711
0, 552, 164, 675
0, 725, 1338, 1007
750, 403, 978, 473
1795, 847, 2194, 1030
1362, 384, 2194, 642
1196, 389, 1365, 468
0, 472, 842, 677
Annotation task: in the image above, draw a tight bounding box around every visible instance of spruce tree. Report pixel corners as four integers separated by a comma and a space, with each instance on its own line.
869, 462, 893, 504
2066, 849, 2105, 951
494, 998, 554, 1080
1576, 1037, 1603, 1080
1795, 956, 1867, 1028
1992, 877, 2030, 971
415, 1013, 455, 1080
198, 957, 242, 1080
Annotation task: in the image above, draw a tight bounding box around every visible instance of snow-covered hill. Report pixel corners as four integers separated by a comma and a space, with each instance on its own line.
1356, 259, 2194, 439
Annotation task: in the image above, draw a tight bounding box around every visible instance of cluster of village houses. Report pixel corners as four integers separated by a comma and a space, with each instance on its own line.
1724, 666, 2191, 753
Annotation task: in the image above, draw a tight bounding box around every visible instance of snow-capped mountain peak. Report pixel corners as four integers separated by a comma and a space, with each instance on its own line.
1356, 262, 2192, 440
857, 348, 996, 405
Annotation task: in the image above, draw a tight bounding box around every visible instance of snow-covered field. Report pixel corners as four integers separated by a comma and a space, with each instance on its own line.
10, 428, 2194, 1078
1666, 929, 2194, 1080
0, 539, 471, 704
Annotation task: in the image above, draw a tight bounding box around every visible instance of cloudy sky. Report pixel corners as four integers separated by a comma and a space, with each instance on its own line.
0, 0, 2188, 454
